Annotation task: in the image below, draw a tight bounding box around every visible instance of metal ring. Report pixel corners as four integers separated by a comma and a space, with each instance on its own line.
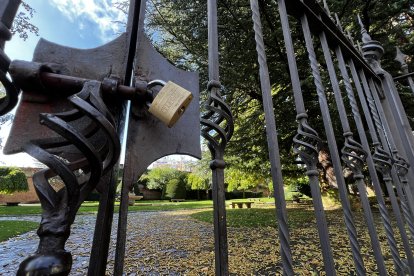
147, 79, 166, 89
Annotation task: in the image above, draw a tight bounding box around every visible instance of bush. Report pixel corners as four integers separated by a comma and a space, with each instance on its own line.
164, 178, 186, 199
0, 167, 29, 194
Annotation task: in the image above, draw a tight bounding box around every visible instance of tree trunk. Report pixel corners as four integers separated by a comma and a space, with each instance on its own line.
318, 146, 338, 191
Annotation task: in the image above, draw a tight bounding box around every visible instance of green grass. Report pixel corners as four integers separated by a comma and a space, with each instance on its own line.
0, 220, 39, 242
0, 200, 214, 216
128, 200, 213, 211
191, 208, 314, 228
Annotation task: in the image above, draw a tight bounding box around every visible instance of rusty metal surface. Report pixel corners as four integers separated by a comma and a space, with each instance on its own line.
4, 34, 128, 155
123, 35, 201, 184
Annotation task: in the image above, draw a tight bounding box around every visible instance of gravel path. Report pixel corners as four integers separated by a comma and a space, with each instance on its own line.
0, 210, 214, 275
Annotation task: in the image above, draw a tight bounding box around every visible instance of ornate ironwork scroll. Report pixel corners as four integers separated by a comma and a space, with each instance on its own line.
0, 0, 20, 115
301, 13, 367, 276
200, 0, 234, 275
278, 1, 337, 274
17, 80, 120, 275
357, 18, 414, 271
320, 12, 391, 274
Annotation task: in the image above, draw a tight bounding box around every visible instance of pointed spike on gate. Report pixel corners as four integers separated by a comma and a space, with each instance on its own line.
334, 13, 344, 32
357, 14, 372, 43
346, 30, 355, 45
322, 0, 332, 17
395, 46, 408, 67
356, 41, 363, 54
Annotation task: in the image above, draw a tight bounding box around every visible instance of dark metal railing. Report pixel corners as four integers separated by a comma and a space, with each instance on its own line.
250, 0, 414, 274
2, 0, 414, 275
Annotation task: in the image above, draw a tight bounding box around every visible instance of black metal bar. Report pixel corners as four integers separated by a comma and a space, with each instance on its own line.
86, 0, 144, 272
278, 1, 336, 274
0, 0, 21, 115
366, 79, 414, 270
318, 29, 386, 275
301, 14, 366, 275
113, 1, 146, 275
249, 1, 294, 274
351, 65, 405, 274
283, 0, 380, 84
205, 0, 233, 275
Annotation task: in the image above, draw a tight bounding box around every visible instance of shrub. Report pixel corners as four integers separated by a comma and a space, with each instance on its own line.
164, 178, 186, 199
0, 167, 29, 194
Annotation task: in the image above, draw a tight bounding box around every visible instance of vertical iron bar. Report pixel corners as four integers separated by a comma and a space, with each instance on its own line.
369, 80, 414, 243
318, 31, 386, 275
250, 1, 294, 274
366, 79, 414, 270
395, 47, 414, 94
278, 2, 336, 274
349, 63, 405, 274
207, 0, 229, 274
301, 15, 365, 276
113, 0, 144, 274
89, 1, 142, 274
210, 152, 228, 276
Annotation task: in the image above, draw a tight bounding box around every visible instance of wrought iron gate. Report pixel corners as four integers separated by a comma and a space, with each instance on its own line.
250, 0, 414, 275
1, 0, 414, 275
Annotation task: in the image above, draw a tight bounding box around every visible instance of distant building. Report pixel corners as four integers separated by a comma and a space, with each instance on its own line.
150, 155, 197, 172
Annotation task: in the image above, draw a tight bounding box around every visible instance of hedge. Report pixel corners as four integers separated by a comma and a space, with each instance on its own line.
0, 167, 29, 194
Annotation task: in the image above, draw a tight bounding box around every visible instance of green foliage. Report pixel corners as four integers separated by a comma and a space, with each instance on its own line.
226, 167, 262, 192
0, 167, 28, 194
186, 151, 211, 191
0, 220, 39, 242
187, 173, 209, 190
142, 0, 414, 194
145, 167, 184, 190
164, 177, 187, 199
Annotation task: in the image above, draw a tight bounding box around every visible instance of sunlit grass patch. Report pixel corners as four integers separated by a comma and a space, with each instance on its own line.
0, 220, 38, 242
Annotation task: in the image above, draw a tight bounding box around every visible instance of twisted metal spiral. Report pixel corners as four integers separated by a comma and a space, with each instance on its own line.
293, 115, 321, 168
200, 80, 234, 154
394, 153, 409, 178
18, 80, 120, 275
372, 145, 392, 176
341, 136, 367, 176
392, 153, 414, 243
0, 71, 19, 115
0, 0, 21, 115
302, 15, 366, 274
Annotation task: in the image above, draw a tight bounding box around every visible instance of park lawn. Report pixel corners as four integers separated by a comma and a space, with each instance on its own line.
0, 204, 102, 216
0, 220, 39, 242
0, 200, 214, 216
191, 207, 315, 228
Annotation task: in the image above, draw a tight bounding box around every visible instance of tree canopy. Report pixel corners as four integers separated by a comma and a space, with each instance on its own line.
142, 0, 414, 180
11, 1, 39, 41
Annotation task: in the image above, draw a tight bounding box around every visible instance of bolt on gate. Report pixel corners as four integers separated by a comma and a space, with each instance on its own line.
1, 0, 414, 275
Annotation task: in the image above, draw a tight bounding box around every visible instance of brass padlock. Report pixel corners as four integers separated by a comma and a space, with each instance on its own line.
148, 81, 193, 128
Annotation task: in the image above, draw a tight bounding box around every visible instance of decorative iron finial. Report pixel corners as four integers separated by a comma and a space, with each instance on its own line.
357, 40, 363, 53
357, 14, 384, 62
322, 0, 331, 17
346, 30, 354, 43
334, 13, 344, 32
395, 46, 409, 71
357, 14, 371, 44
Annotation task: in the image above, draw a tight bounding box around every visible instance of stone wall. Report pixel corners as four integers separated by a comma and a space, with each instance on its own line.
0, 167, 41, 204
